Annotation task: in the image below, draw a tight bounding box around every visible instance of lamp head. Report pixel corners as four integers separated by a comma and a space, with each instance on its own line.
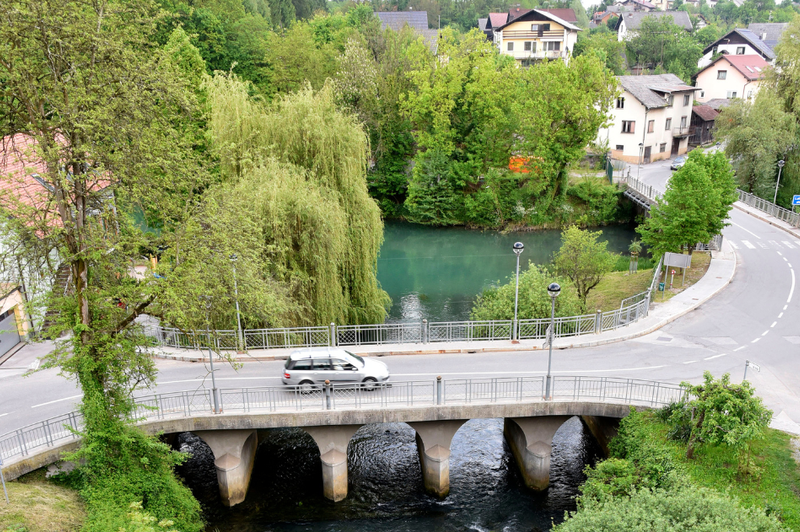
513, 242, 524, 256
778, 159, 785, 168
547, 282, 561, 298
230, 253, 238, 261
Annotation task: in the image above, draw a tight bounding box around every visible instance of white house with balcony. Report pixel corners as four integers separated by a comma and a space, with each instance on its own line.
598, 74, 700, 164
493, 9, 580, 65
697, 28, 775, 68
617, 11, 692, 41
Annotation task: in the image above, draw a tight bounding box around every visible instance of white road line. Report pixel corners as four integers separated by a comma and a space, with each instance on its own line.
393, 365, 669, 376
771, 321, 778, 328
758, 242, 769, 249
784, 305, 789, 311
762, 330, 770, 337
729, 241, 739, 249
31, 394, 83, 409
0, 413, 8, 418
779, 312, 784, 318
777, 251, 783, 256
683, 360, 697, 364
752, 338, 761, 344
785, 257, 789, 262
789, 263, 793, 268
742, 240, 756, 249
783, 241, 795, 249
789, 267, 796, 304
704, 354, 727, 360
734, 346, 746, 352
795, 239, 800, 247
769, 240, 781, 248
732, 223, 761, 239
158, 377, 280, 385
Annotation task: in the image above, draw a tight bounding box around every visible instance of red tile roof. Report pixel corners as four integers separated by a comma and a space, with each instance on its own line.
539, 8, 578, 23
507, 7, 532, 21
488, 12, 508, 28
692, 104, 719, 122
722, 54, 770, 80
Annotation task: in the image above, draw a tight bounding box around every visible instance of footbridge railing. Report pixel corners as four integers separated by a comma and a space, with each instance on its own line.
0, 376, 686, 465
737, 189, 800, 228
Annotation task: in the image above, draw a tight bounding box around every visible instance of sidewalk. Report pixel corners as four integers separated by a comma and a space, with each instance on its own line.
150, 239, 738, 363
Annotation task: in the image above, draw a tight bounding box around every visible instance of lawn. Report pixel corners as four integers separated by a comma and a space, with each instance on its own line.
0, 469, 85, 532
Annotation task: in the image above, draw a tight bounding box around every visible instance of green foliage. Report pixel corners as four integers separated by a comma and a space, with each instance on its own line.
574, 29, 627, 75
565, 177, 623, 226
471, 263, 583, 320
625, 16, 702, 82
118, 502, 179, 532
553, 226, 617, 306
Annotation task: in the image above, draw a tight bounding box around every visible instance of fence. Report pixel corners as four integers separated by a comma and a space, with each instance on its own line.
0, 376, 687, 465
737, 189, 800, 228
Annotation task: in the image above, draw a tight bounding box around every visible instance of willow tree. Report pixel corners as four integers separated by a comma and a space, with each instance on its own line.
205, 74, 388, 325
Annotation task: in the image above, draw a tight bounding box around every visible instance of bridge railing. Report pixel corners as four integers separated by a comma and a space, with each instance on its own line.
737, 188, 800, 228
0, 377, 686, 466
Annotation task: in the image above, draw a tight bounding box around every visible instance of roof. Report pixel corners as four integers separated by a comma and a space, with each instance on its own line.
539, 8, 578, 23
702, 29, 775, 60
621, 0, 658, 9
488, 12, 508, 29
618, 74, 700, 109
497, 9, 582, 31
692, 104, 719, 122
507, 7, 532, 22
721, 54, 770, 80
705, 98, 733, 111
747, 22, 788, 50
620, 11, 693, 31
478, 18, 488, 32
375, 11, 429, 32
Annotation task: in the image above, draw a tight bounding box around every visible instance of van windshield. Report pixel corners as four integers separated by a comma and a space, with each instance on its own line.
346, 351, 365, 366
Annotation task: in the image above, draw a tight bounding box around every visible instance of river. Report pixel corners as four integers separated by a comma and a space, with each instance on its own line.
377, 221, 641, 323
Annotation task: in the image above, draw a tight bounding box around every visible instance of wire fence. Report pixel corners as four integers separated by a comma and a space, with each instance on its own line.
737, 189, 800, 228
0, 376, 686, 465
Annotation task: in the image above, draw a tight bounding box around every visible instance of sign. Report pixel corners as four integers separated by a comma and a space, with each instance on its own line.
664, 252, 691, 269
658, 282, 665, 291
748, 361, 761, 372
793, 195, 800, 206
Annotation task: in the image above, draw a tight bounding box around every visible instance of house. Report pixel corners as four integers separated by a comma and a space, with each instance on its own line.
593, 6, 622, 26
376, 11, 439, 50
694, 54, 769, 102
617, 11, 693, 41
482, 12, 510, 41
598, 74, 700, 164
747, 22, 789, 53
698, 28, 775, 68
689, 104, 719, 146
614, 0, 657, 12
493, 9, 581, 65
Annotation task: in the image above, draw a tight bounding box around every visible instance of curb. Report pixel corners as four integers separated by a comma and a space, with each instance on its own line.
733, 203, 800, 239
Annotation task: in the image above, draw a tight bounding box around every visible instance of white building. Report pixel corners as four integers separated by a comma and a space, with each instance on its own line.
694, 54, 769, 102
493, 9, 581, 65
617, 11, 693, 41
698, 28, 775, 68
599, 74, 700, 164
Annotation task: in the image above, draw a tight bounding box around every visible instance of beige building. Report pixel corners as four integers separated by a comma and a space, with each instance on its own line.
493, 9, 580, 65
694, 54, 769, 102
599, 74, 700, 164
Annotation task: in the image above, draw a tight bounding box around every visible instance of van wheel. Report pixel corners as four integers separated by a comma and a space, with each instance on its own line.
362, 377, 378, 391
299, 380, 315, 394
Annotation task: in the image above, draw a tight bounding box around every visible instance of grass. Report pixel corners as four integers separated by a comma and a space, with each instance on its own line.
0, 469, 85, 532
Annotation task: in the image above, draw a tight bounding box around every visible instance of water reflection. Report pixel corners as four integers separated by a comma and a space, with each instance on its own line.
177, 417, 602, 532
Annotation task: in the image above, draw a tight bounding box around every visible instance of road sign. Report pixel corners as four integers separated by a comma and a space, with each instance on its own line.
793, 195, 800, 206
748, 362, 761, 372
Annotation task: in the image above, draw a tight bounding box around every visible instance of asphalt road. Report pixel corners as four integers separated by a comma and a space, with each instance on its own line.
2, 154, 799, 435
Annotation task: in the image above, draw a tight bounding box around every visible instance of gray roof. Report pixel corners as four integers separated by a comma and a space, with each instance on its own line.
747, 23, 788, 50
618, 74, 699, 109
705, 98, 733, 111
497, 8, 581, 31
620, 11, 693, 31
478, 17, 488, 32
702, 28, 775, 60
375, 11, 429, 32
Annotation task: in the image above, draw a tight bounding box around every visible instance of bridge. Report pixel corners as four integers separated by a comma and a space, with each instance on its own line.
0, 376, 684, 507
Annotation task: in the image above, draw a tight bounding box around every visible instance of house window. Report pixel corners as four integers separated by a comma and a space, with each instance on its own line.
531, 24, 539, 31
680, 116, 687, 128
660, 143, 667, 153
736, 46, 745, 54
622, 120, 635, 133
616, 144, 624, 151
648, 120, 655, 133
543, 41, 561, 51
700, 90, 705, 98
524, 41, 532, 51
683, 94, 690, 106
717, 70, 727, 80
747, 89, 753, 99
727, 90, 737, 98
616, 97, 625, 109
507, 42, 514, 51
666, 95, 674, 107
665, 117, 672, 130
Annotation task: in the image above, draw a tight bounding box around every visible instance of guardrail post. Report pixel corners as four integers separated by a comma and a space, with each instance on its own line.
16, 429, 28, 456
594, 310, 602, 333
436, 376, 442, 405
325, 380, 332, 410
423, 319, 428, 344
330, 323, 336, 346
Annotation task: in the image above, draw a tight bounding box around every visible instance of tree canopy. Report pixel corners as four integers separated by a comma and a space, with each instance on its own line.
553, 226, 617, 307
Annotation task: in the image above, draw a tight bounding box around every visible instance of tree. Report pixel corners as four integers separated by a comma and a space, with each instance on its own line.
553, 226, 617, 307
625, 17, 702, 82
573, 28, 627, 75
0, 0, 206, 529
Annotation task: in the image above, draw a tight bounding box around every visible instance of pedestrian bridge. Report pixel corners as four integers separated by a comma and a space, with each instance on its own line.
1, 376, 685, 506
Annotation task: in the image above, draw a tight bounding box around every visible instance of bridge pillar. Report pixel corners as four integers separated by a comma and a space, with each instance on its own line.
304, 425, 362, 502
194, 429, 258, 507
408, 420, 466, 498
503, 416, 570, 491
580, 415, 620, 456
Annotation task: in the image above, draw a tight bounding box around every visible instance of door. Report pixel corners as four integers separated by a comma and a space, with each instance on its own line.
671, 141, 679, 156
643, 146, 651, 164
329, 357, 359, 383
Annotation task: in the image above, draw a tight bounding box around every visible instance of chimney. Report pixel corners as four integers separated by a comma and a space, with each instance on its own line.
762, 32, 767, 39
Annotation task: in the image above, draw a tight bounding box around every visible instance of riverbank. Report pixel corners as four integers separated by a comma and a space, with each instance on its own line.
0, 469, 85, 532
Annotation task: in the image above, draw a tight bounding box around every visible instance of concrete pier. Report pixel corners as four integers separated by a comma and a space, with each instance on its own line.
580, 415, 620, 456
194, 429, 258, 507
408, 420, 466, 498
304, 424, 362, 502
503, 416, 570, 490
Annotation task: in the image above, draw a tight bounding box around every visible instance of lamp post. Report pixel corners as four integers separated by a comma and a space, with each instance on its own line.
637, 143, 644, 180
512, 242, 524, 341
774, 159, 785, 205
230, 254, 244, 353
201, 296, 220, 414
545, 282, 561, 400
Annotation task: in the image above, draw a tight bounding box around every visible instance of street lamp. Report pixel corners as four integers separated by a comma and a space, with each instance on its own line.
512, 242, 524, 341
637, 143, 644, 180
201, 295, 220, 413
230, 254, 244, 353
545, 282, 561, 400
773, 159, 785, 205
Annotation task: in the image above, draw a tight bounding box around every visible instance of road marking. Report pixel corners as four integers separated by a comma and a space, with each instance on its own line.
784, 305, 789, 311
683, 360, 697, 364
769, 240, 781, 248
31, 394, 82, 409
789, 263, 793, 268
741, 240, 756, 249
752, 338, 761, 343
778, 251, 783, 256
762, 330, 770, 336
158, 377, 278, 385
758, 242, 769, 249
393, 365, 669, 377
704, 354, 727, 360
771, 321, 778, 328
785, 257, 789, 262
734, 346, 746, 351
0, 413, 8, 418
729, 241, 739, 249
783, 241, 795, 249
779, 312, 784, 318
789, 268, 796, 304
795, 239, 800, 247
732, 223, 761, 239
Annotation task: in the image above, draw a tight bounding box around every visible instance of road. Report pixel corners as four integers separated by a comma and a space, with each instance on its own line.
2, 154, 799, 435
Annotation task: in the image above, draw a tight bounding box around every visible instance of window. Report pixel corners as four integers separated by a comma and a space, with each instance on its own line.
736, 46, 745, 54
680, 116, 687, 128
727, 90, 737, 98
665, 117, 672, 130
615, 144, 624, 151
524, 41, 532, 51
543, 41, 561, 51
647, 120, 655, 133
683, 94, 690, 106
616, 97, 625, 109
666, 95, 674, 107
531, 24, 539, 31
747, 89, 753, 99
622, 121, 635, 133
700, 90, 705, 98
717, 70, 727, 80
507, 42, 514, 51
660, 143, 667, 153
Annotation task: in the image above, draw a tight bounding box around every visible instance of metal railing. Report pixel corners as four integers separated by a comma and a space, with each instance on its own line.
737, 189, 800, 228
624, 176, 660, 205
0, 377, 686, 465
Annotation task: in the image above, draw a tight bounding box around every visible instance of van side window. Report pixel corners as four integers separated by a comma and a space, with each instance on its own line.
291, 360, 312, 370
312, 359, 331, 370
332, 358, 356, 370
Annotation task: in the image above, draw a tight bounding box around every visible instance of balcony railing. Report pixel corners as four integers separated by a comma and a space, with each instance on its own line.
501, 29, 565, 39
672, 125, 691, 137
506, 49, 563, 60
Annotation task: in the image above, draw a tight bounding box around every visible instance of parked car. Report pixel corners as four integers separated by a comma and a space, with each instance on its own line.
282, 348, 390, 391
670, 156, 686, 170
